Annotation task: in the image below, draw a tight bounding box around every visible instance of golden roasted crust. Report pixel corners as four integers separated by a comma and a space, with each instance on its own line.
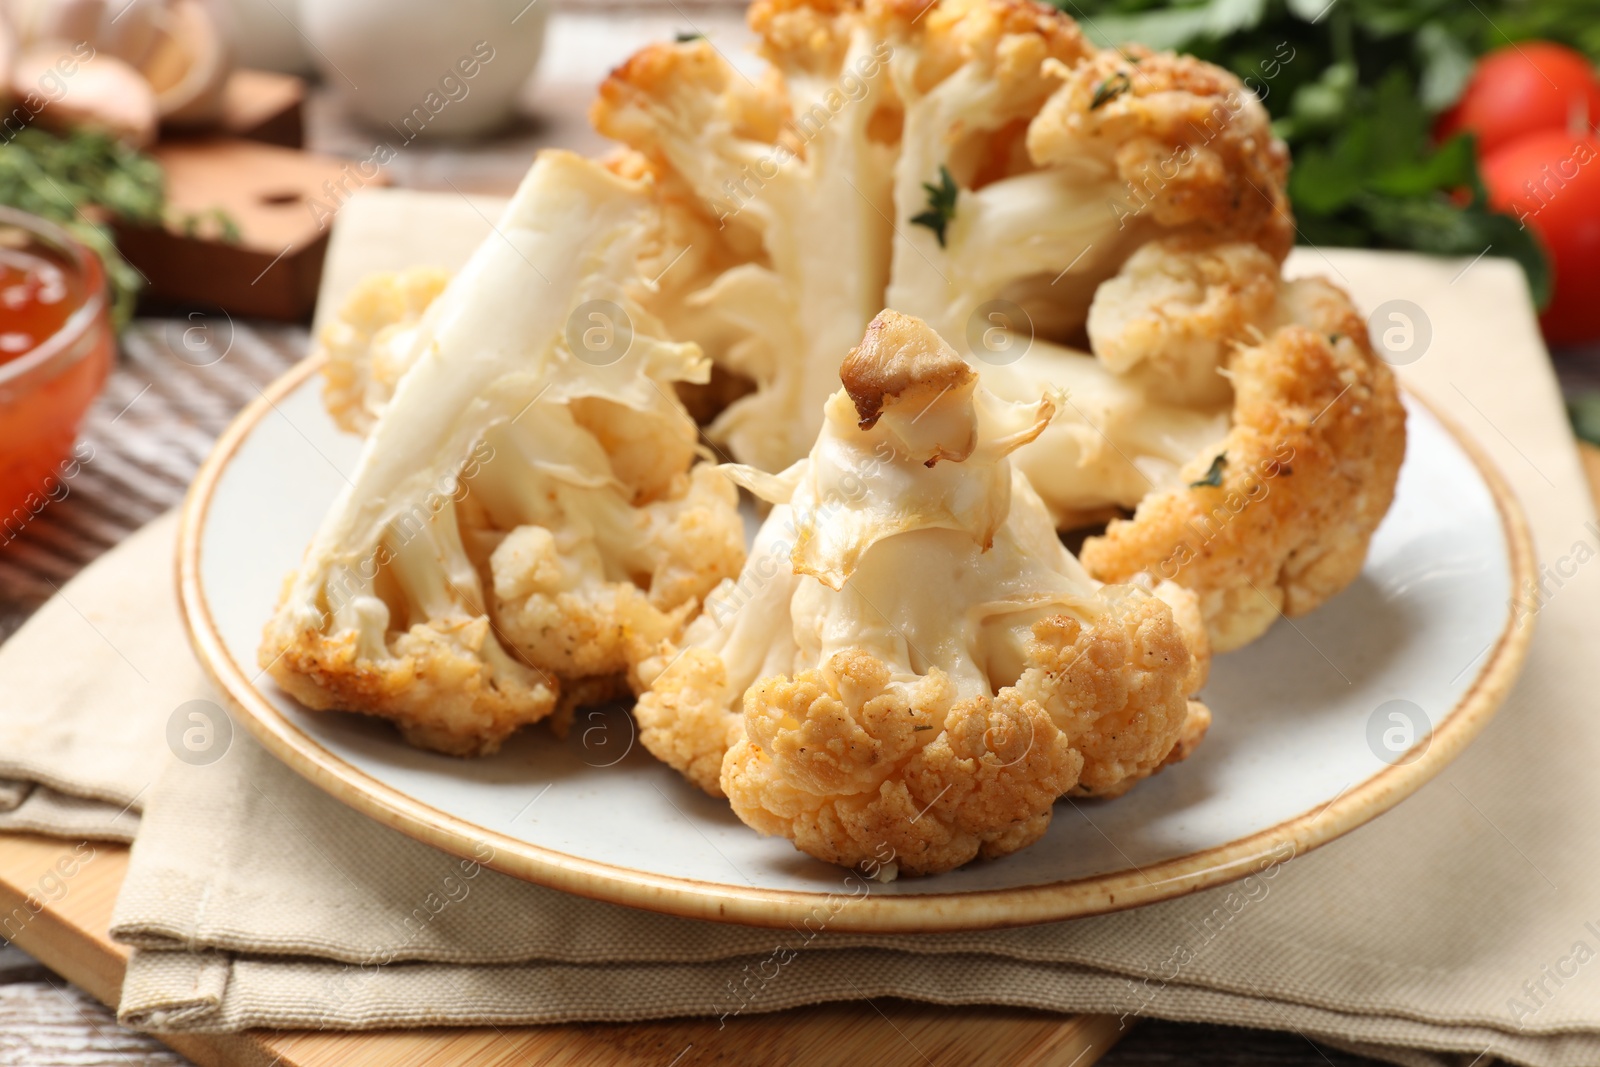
722, 650, 1081, 876
1072, 698, 1209, 799
1080, 277, 1407, 652
592, 40, 788, 163
840, 308, 974, 428
1017, 594, 1194, 794
261, 616, 557, 758
634, 646, 746, 794
751, 0, 866, 75
868, 0, 1092, 99
1029, 48, 1293, 262
719, 592, 1196, 876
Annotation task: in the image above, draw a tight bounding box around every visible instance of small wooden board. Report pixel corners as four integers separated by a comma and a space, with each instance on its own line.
216, 70, 305, 148
0, 832, 1124, 1066
117, 138, 383, 322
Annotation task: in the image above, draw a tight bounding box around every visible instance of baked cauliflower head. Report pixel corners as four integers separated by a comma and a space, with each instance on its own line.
590, 0, 1291, 473
260, 150, 746, 757
982, 238, 1407, 651
634, 310, 1210, 876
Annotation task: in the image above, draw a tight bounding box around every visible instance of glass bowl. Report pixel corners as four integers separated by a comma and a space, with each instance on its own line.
0, 207, 115, 531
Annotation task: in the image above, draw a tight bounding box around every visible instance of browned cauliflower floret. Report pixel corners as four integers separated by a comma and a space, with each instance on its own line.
260, 151, 746, 757
317, 267, 450, 435
722, 650, 1080, 877
978, 236, 1405, 651
263, 604, 555, 758
874, 0, 1291, 379
1026, 47, 1292, 264
637, 310, 1207, 875
1079, 272, 1407, 651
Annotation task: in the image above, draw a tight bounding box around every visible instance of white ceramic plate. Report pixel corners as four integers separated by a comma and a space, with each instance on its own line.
178, 357, 1533, 932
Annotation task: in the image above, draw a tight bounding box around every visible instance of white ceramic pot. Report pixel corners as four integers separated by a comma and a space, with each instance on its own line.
296, 0, 546, 139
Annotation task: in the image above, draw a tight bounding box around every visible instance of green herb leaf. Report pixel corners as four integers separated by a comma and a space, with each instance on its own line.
0, 127, 166, 329
1065, 0, 1269, 51
909, 165, 958, 248
1191, 452, 1228, 489
675, 31, 704, 42
1090, 70, 1133, 108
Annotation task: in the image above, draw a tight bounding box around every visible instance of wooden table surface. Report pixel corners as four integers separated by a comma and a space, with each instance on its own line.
6, 5, 1600, 1062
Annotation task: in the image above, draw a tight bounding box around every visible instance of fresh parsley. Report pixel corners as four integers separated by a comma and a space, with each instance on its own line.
675, 31, 704, 43
0, 127, 165, 328
910, 165, 959, 248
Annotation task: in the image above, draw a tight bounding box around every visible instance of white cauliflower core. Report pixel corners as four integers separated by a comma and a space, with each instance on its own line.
635, 310, 1209, 875
260, 151, 745, 757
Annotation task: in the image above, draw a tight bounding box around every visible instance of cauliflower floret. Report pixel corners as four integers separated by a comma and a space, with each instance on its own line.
874, 2, 1289, 365
317, 267, 450, 435
1078, 267, 1407, 651
260, 151, 745, 757
1085, 239, 1280, 406
637, 310, 1207, 875
981, 239, 1404, 651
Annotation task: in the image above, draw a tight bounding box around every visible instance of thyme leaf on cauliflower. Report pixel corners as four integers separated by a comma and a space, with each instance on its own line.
1190, 452, 1227, 489
909, 165, 959, 249
1089, 69, 1131, 109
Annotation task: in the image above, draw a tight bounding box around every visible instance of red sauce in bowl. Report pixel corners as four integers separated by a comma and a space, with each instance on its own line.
0, 211, 113, 536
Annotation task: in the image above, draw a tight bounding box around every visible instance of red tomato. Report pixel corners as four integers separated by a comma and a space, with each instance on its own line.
1481, 130, 1600, 345
1437, 42, 1600, 158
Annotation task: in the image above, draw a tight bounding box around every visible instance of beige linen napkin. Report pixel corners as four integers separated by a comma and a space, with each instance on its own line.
0, 512, 185, 843
2, 247, 1597, 1067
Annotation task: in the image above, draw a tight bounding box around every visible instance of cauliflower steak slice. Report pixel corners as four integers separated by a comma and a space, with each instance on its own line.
636, 310, 1210, 876
260, 150, 746, 757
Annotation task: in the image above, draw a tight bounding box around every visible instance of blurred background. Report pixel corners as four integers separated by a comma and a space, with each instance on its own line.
1, 0, 1597, 1063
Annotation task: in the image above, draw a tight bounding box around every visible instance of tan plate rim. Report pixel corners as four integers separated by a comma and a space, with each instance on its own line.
177, 354, 1538, 933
